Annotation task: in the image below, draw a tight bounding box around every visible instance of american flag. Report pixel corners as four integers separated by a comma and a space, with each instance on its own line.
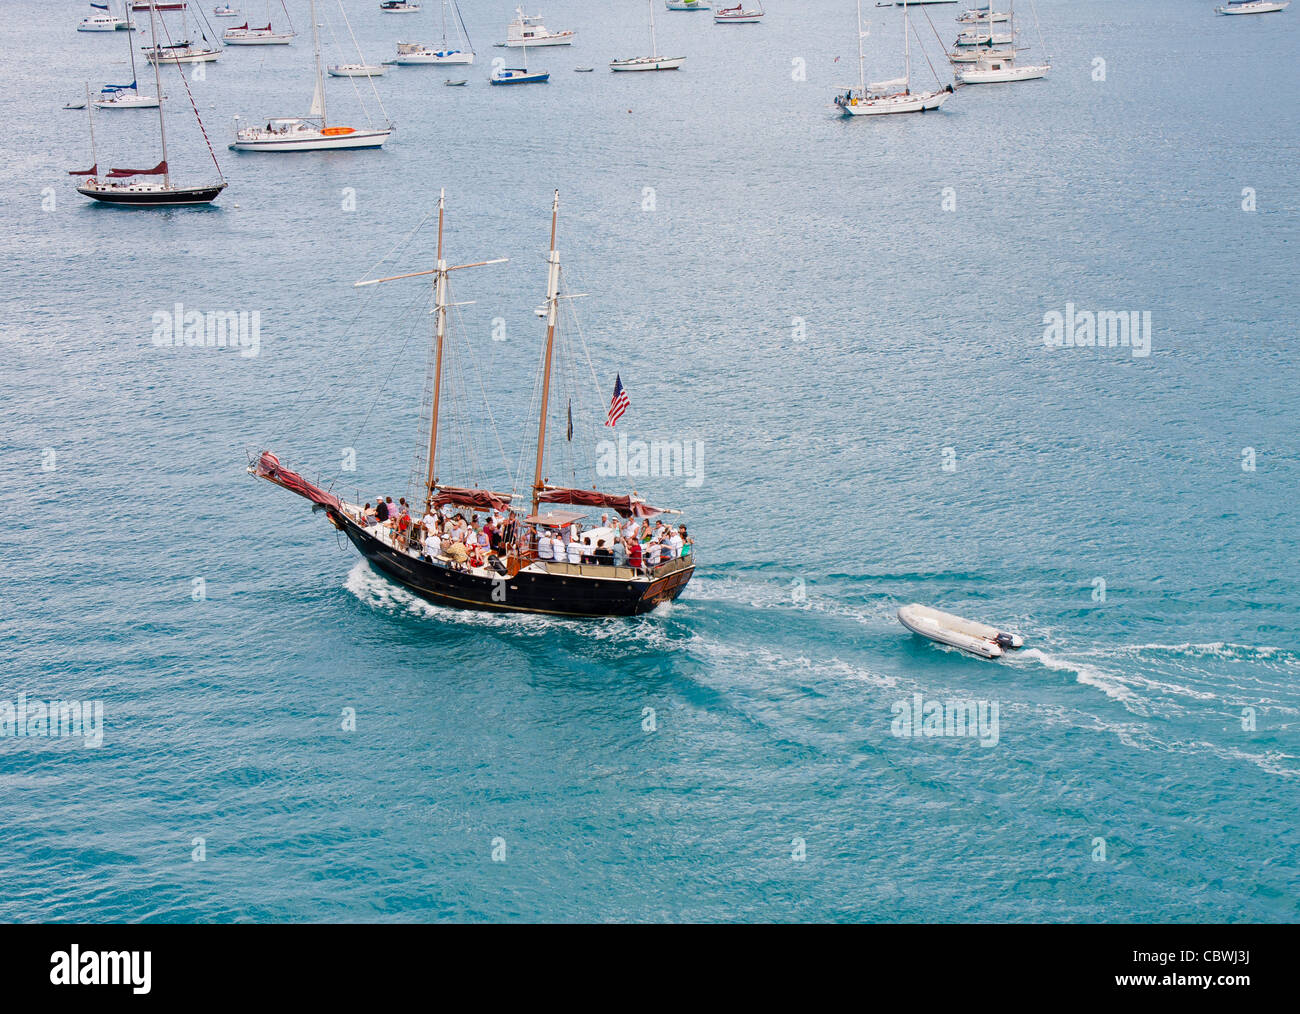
604, 374, 629, 428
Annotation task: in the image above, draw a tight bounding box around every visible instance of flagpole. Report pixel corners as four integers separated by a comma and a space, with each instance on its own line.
531, 189, 561, 518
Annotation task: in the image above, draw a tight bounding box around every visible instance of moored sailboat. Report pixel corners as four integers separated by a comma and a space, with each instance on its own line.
230, 0, 392, 150
249, 191, 695, 618
70, 5, 227, 205
94, 13, 161, 108
611, 0, 685, 71
834, 0, 952, 115
953, 0, 1049, 83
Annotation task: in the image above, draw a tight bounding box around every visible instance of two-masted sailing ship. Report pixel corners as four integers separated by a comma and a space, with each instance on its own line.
250, 191, 695, 617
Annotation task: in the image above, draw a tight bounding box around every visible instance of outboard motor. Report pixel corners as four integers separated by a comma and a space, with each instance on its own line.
995, 632, 1017, 650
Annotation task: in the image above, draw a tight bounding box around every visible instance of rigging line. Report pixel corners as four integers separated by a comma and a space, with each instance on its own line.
280, 0, 295, 34
156, 14, 225, 178
335, 285, 430, 488
558, 263, 607, 415
452, 300, 513, 485
322, 7, 374, 128
1028, 0, 1048, 57
335, 0, 389, 121
921, 4, 947, 59
912, 15, 942, 88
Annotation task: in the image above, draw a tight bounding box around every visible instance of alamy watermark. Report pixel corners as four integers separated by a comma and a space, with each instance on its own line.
890, 693, 1000, 747
595, 435, 704, 488
1043, 302, 1151, 358
0, 694, 104, 747
151, 302, 261, 358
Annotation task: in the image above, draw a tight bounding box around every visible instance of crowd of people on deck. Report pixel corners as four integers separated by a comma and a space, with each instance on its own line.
355, 497, 692, 576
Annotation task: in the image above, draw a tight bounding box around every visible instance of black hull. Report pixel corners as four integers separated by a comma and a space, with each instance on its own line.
78, 182, 227, 206
332, 511, 693, 618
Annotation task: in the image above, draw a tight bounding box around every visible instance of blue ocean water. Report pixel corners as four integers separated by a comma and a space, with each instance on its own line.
0, 0, 1297, 922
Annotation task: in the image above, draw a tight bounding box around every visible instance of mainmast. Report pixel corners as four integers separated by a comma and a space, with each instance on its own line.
648, 0, 658, 57
310, 0, 326, 126
903, 0, 911, 93
425, 190, 449, 513
856, 0, 865, 95
530, 189, 561, 518
85, 83, 99, 170
147, 0, 171, 187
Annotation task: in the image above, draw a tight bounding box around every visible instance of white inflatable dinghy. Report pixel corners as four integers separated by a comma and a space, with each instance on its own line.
897, 604, 1024, 659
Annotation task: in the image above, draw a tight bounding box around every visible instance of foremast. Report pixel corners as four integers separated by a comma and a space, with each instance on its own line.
352, 190, 507, 514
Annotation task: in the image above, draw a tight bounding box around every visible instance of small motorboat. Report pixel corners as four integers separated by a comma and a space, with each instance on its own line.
897, 604, 1024, 660
78, 13, 132, 31
574, 66, 594, 72
444, 77, 467, 85
666, 0, 711, 8
213, 5, 241, 15
380, 1, 422, 11
65, 100, 88, 110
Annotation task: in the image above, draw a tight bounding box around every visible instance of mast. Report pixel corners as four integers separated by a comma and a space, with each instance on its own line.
125, 4, 141, 96
352, 196, 507, 515
147, 1, 171, 187
648, 0, 657, 58
310, 0, 326, 126
531, 189, 561, 518
424, 189, 448, 512
903, 0, 910, 93
856, 0, 865, 94
85, 83, 99, 170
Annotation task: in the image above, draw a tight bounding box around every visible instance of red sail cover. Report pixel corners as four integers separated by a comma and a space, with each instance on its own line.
107, 161, 168, 178
68, 165, 98, 177
537, 487, 662, 518
255, 451, 342, 512
431, 487, 514, 512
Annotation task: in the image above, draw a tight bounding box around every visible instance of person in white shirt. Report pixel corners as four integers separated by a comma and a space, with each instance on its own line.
667, 532, 683, 559
423, 530, 442, 561
421, 511, 438, 532
623, 518, 639, 541
537, 532, 553, 561
565, 537, 581, 564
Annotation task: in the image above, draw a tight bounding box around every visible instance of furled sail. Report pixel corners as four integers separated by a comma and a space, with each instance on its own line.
106, 160, 168, 177
253, 451, 342, 511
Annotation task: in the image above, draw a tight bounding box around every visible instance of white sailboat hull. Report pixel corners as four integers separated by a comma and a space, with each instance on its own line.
504, 33, 574, 46
955, 32, 1013, 46
610, 55, 686, 71
836, 88, 951, 115
223, 32, 296, 45
231, 126, 392, 151
146, 48, 221, 63
1216, 1, 1288, 11
94, 94, 162, 108
956, 61, 1048, 83
329, 64, 387, 76
392, 50, 474, 64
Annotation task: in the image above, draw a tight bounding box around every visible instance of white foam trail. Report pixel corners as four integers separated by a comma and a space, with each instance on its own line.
1013, 648, 1149, 715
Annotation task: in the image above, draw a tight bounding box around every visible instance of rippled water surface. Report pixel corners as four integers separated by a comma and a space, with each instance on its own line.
0, 0, 1296, 921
